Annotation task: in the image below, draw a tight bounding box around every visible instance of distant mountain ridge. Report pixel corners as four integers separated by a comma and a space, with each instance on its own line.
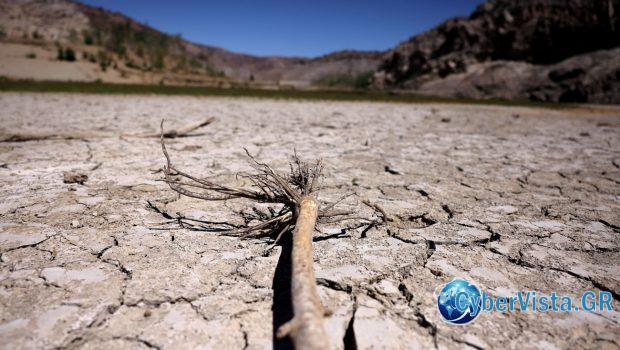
0, 0, 618, 103
0, 0, 382, 87
73, 0, 386, 84
374, 0, 620, 103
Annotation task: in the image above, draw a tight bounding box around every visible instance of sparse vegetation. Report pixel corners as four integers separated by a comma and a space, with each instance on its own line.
188, 57, 202, 71
57, 47, 76, 62
97, 51, 112, 71
25, 53, 37, 59
32, 31, 43, 40
125, 59, 141, 70
83, 30, 94, 45
65, 48, 76, 61
152, 52, 165, 70
0, 78, 567, 109
206, 64, 226, 78
68, 29, 78, 43
314, 70, 374, 89
75, 13, 229, 75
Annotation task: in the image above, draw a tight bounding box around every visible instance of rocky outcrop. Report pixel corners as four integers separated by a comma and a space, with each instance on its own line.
415, 47, 620, 103
1, 0, 617, 102
375, 0, 620, 103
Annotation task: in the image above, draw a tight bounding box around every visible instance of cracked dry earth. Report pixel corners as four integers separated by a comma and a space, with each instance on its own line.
0, 92, 619, 350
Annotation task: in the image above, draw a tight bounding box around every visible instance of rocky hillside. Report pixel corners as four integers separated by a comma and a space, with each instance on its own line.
0, 0, 382, 87
374, 0, 620, 103
1, 0, 618, 102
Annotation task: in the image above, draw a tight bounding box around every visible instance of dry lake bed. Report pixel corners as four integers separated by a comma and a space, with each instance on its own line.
0, 92, 619, 349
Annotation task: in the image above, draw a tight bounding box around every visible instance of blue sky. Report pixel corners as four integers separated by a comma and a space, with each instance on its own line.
80, 0, 484, 57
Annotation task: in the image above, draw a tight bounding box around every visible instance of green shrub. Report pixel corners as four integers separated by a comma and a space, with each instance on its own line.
57, 47, 76, 62
25, 53, 36, 59
125, 59, 140, 70
97, 51, 112, 71
205, 64, 225, 78
64, 48, 76, 61
152, 52, 165, 70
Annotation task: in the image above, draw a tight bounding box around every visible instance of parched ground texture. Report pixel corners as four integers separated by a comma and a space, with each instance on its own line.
0, 92, 619, 350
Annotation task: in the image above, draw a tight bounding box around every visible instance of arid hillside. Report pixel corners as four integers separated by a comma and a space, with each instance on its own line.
0, 0, 382, 88
0, 0, 618, 102
374, 0, 620, 103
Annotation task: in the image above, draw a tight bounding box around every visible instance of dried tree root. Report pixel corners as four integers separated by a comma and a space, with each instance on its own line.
154, 120, 385, 349
0, 132, 94, 142
0, 117, 215, 143
277, 196, 330, 349
361, 198, 392, 223
126, 117, 216, 138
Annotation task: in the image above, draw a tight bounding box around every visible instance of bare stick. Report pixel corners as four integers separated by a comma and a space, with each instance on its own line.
0, 117, 216, 143
0, 132, 97, 142
276, 196, 330, 349
131, 117, 216, 138
362, 198, 392, 223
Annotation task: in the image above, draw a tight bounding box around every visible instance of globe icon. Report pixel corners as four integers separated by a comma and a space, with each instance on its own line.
437, 279, 482, 324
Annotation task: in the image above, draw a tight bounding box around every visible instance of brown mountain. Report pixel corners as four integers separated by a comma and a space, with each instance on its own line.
374, 0, 620, 103
1, 0, 618, 103
0, 0, 382, 87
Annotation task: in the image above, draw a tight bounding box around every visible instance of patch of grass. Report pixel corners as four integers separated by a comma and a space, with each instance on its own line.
0, 78, 567, 108
314, 71, 374, 89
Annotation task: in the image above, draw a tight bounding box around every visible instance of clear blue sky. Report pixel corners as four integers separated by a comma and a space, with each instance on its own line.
80, 0, 484, 57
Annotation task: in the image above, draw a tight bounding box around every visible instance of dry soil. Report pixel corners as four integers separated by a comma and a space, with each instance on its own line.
0, 93, 619, 349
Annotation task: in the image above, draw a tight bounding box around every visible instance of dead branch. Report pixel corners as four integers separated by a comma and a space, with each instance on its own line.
0, 117, 216, 143
154, 120, 386, 350
276, 196, 330, 349
0, 132, 95, 142
127, 117, 216, 138
362, 198, 392, 223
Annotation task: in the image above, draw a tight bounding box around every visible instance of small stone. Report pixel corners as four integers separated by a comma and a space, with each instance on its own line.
71, 220, 81, 228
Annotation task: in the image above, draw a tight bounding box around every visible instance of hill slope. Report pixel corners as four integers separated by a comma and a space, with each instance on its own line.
0, 0, 618, 103
374, 0, 620, 103
0, 0, 382, 87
